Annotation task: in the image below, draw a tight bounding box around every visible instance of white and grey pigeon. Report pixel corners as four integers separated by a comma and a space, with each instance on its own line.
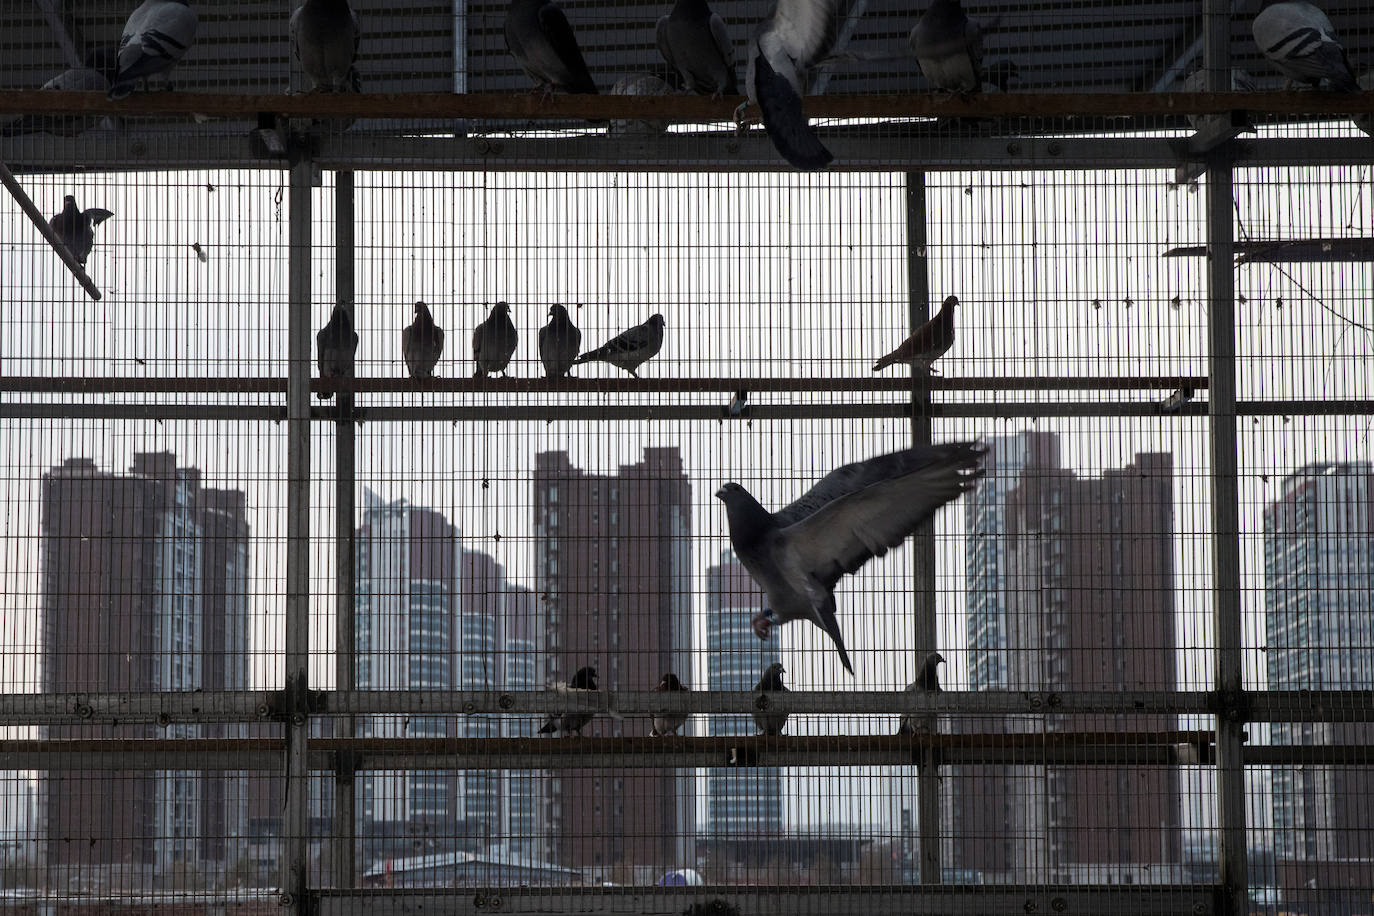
291, 0, 362, 93
402, 301, 445, 380
742, 0, 837, 170
504, 0, 599, 97
752, 662, 790, 735
472, 302, 519, 378
650, 672, 690, 737
1179, 68, 1258, 129
539, 665, 600, 736
1252, 1, 1357, 91
49, 195, 114, 267
717, 442, 985, 675
657, 0, 738, 98
910, 0, 983, 94
2, 50, 118, 138
108, 0, 199, 100
898, 651, 944, 735
316, 304, 359, 400
539, 304, 583, 378
573, 313, 665, 377
609, 73, 672, 135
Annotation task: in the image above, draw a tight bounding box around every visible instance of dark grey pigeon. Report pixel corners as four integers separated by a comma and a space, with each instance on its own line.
539, 665, 600, 736
910, 0, 983, 94
2, 50, 118, 138
752, 662, 789, 735
717, 443, 984, 675
402, 301, 444, 380
657, 0, 738, 98
742, 0, 837, 169
505, 0, 599, 97
291, 0, 361, 93
572, 313, 665, 377
651, 672, 689, 737
898, 651, 943, 735
1252, 1, 1357, 91
49, 195, 114, 267
316, 304, 359, 400
539, 304, 583, 378
108, 0, 199, 100
472, 302, 519, 378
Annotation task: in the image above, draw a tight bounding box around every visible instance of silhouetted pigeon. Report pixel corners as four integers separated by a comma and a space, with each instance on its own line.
539, 304, 583, 378
108, 0, 199, 99
658, 0, 738, 98
651, 672, 690, 737
402, 301, 445, 380
873, 295, 958, 374
291, 0, 361, 92
717, 443, 984, 675
472, 302, 519, 378
741, 0, 837, 169
1252, 1, 1357, 91
573, 314, 665, 377
898, 651, 943, 735
910, 0, 984, 94
752, 663, 789, 735
49, 195, 114, 267
316, 304, 359, 400
539, 665, 600, 736
505, 0, 599, 97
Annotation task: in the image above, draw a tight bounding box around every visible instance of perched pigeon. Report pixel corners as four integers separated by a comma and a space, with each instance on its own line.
108, 0, 199, 100
742, 0, 837, 169
291, 0, 361, 93
504, 0, 599, 97
910, 0, 984, 94
472, 302, 519, 378
573, 314, 666, 377
752, 662, 789, 736
609, 73, 673, 135
402, 301, 445, 380
1252, 1, 1357, 91
722, 389, 749, 420
657, 0, 738, 98
651, 672, 690, 737
539, 304, 583, 378
49, 195, 114, 267
1179, 68, 1258, 130
873, 295, 958, 374
316, 304, 359, 400
539, 665, 600, 736
898, 651, 944, 735
2, 50, 118, 138
718, 442, 985, 675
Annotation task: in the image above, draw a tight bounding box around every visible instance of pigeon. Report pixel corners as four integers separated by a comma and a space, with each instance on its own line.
108, 0, 200, 100
609, 73, 673, 135
504, 0, 599, 97
717, 442, 985, 675
742, 0, 837, 170
651, 672, 690, 737
752, 662, 789, 736
873, 295, 958, 374
1252, 2, 1357, 91
538, 304, 583, 378
573, 314, 665, 377
49, 196, 114, 267
1179, 68, 1258, 130
1356, 72, 1374, 137
1, 50, 118, 138
657, 0, 738, 98
910, 0, 985, 95
472, 302, 519, 378
539, 665, 600, 736
291, 0, 361, 93
316, 304, 359, 400
722, 389, 749, 420
402, 301, 445, 380
897, 651, 943, 735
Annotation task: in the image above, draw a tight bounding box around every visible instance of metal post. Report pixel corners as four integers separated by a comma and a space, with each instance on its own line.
905, 170, 940, 885
282, 141, 314, 913
333, 170, 358, 889
1203, 3, 1248, 913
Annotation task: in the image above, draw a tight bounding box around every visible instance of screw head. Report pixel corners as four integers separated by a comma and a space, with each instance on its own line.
498, 694, 515, 710
1051, 897, 1068, 912
463, 701, 477, 714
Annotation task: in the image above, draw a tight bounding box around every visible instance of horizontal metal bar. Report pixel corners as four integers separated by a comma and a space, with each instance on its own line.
1236, 398, 1374, 416
314, 887, 1220, 916
0, 404, 286, 421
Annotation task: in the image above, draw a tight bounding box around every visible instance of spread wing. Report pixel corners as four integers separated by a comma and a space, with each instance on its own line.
753, 49, 832, 170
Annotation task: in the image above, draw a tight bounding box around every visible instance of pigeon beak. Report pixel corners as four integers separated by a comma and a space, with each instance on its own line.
714, 487, 727, 501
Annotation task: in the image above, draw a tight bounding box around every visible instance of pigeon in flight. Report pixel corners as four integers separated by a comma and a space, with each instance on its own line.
291, 0, 361, 93
1252, 2, 1357, 91
49, 196, 114, 267
316, 304, 359, 400
873, 295, 958, 374
539, 304, 583, 379
472, 302, 519, 378
402, 301, 445, 380
573, 314, 665, 377
718, 442, 984, 675
2, 50, 118, 138
910, 0, 984, 94
898, 651, 944, 735
108, 0, 199, 100
752, 662, 790, 735
539, 665, 600, 736
505, 0, 599, 97
742, 0, 837, 169
650, 672, 690, 737
657, 0, 738, 98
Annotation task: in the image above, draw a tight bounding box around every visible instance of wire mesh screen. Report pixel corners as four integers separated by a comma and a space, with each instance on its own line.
2, 0, 1374, 914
